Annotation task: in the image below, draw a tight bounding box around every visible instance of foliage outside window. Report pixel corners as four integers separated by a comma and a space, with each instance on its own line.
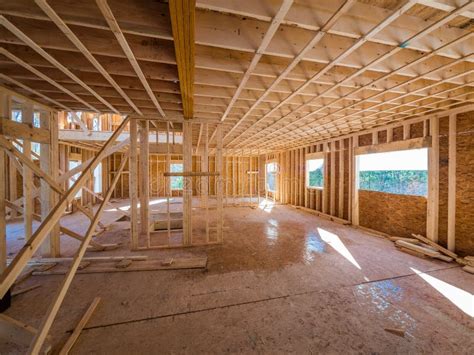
306, 158, 324, 188
170, 163, 183, 190
358, 148, 428, 197
266, 162, 278, 192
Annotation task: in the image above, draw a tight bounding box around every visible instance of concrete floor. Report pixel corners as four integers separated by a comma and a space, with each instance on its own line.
2, 200, 474, 354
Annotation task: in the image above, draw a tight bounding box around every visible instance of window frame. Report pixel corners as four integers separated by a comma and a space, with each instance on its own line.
305, 152, 325, 190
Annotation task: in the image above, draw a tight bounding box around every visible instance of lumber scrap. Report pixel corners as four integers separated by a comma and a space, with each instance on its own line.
0, 314, 51, 354
12, 284, 41, 297
0, 116, 130, 300
59, 297, 101, 355
462, 265, 474, 274
411, 234, 458, 259
395, 240, 440, 258
32, 257, 208, 275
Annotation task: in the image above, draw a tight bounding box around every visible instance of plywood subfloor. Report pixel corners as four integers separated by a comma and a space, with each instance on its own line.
2, 200, 473, 354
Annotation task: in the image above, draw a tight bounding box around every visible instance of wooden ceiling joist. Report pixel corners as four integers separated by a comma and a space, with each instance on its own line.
96, 0, 166, 117
34, 0, 143, 116
169, 0, 195, 119
0, 15, 120, 114
221, 0, 357, 144
0, 47, 99, 111
0, 73, 71, 111
229, 1, 474, 149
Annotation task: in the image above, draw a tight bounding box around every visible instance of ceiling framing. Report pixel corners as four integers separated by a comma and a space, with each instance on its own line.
0, 0, 472, 152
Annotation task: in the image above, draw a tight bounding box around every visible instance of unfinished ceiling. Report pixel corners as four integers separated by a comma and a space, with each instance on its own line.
0, 0, 473, 151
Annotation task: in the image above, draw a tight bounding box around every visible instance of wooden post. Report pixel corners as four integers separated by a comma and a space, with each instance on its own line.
40, 111, 60, 257
322, 144, 328, 214
139, 120, 149, 245
0, 148, 5, 273
338, 139, 344, 218
22, 103, 34, 240
183, 121, 192, 245
0, 117, 130, 299
330, 141, 336, 216
427, 117, 439, 242
351, 137, 359, 226
201, 123, 209, 242
216, 124, 223, 243
29, 151, 129, 354
447, 114, 456, 251
129, 119, 139, 249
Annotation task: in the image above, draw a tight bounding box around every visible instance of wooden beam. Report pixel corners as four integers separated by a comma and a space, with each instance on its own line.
0, 116, 130, 299
447, 113, 456, 251
35, 0, 142, 115
129, 119, 138, 250
0, 74, 71, 111
223, 0, 355, 144
0, 15, 119, 113
354, 136, 431, 155
96, 0, 165, 117
219, 0, 293, 123
59, 297, 100, 355
139, 120, 149, 243
22, 103, 34, 241
0, 117, 49, 143
29, 150, 128, 353
169, 0, 195, 119
0, 48, 99, 112
182, 121, 192, 245
427, 116, 439, 242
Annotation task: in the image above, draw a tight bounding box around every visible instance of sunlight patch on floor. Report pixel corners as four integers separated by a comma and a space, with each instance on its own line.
410, 268, 473, 317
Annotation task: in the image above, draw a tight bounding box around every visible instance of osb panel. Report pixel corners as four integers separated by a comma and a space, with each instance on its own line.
410, 121, 424, 138
392, 126, 403, 141
358, 133, 372, 146
359, 190, 427, 237
455, 112, 474, 255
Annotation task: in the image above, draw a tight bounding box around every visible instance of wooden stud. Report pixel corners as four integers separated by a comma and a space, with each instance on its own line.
129, 119, 139, 250
447, 114, 456, 251
427, 116, 439, 242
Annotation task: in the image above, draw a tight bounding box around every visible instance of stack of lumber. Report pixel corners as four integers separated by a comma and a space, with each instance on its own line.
390, 233, 474, 274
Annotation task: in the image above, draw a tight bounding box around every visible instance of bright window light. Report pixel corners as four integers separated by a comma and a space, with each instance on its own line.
306, 158, 324, 188
170, 163, 183, 190
358, 148, 428, 196
93, 162, 102, 193
68, 160, 82, 198
266, 162, 278, 192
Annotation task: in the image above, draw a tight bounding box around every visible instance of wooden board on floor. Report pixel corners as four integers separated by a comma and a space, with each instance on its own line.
31, 257, 208, 275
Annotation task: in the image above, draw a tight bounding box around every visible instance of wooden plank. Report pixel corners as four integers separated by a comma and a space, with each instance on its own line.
59, 297, 100, 355
35, 0, 142, 115
169, 0, 195, 119
427, 117, 439, 242
22, 103, 34, 241
96, 0, 165, 116
216, 124, 223, 243
129, 119, 139, 250
338, 139, 344, 218
354, 136, 431, 155
411, 234, 458, 259
29, 148, 129, 353
32, 257, 208, 275
395, 240, 440, 258
351, 137, 359, 226
139, 121, 150, 243
447, 114, 456, 252
182, 121, 192, 245
0, 117, 130, 300
0, 117, 50, 143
